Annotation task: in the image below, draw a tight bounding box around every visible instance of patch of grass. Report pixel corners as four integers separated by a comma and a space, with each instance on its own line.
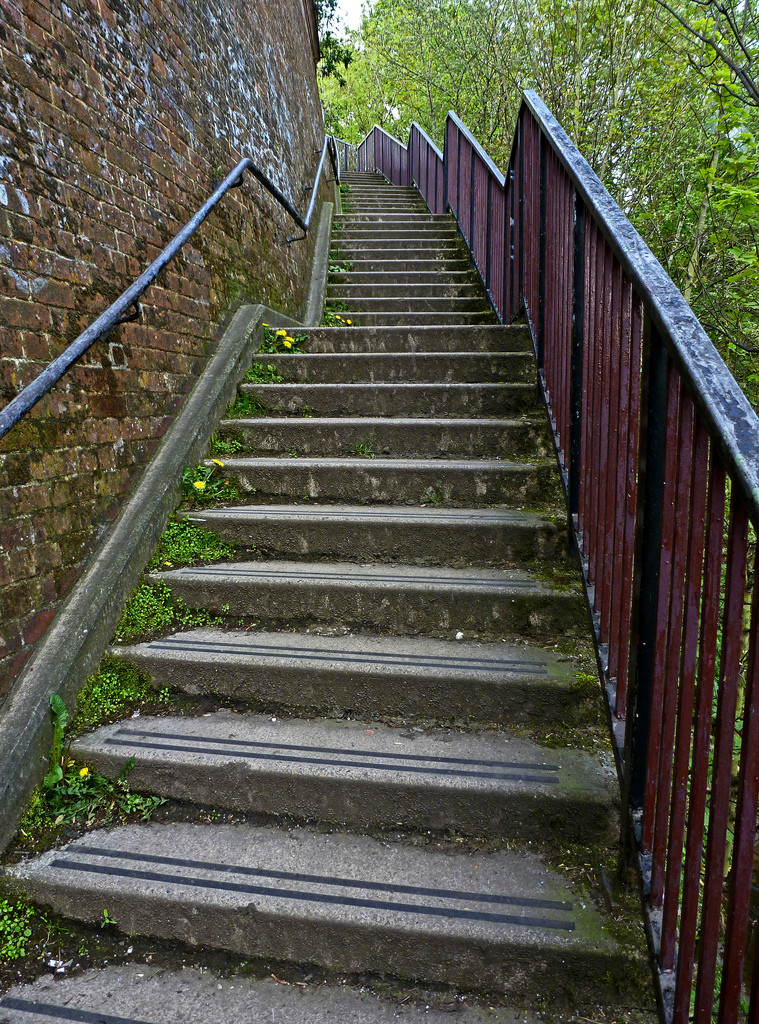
181, 462, 240, 505
244, 362, 284, 384
421, 484, 446, 506
329, 259, 354, 273
227, 392, 269, 418
0, 898, 34, 961
113, 581, 224, 644
350, 436, 375, 458
322, 302, 353, 328
209, 433, 242, 457
147, 518, 233, 571
73, 658, 154, 733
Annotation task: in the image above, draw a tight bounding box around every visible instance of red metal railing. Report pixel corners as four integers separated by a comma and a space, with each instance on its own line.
356, 94, 759, 1024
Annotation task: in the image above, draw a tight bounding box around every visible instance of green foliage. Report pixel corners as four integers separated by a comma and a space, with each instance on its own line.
421, 484, 446, 506
209, 433, 243, 457
73, 658, 155, 733
244, 363, 284, 384
113, 581, 223, 643
0, 899, 34, 961
41, 758, 164, 828
258, 325, 306, 354
181, 462, 240, 504
350, 436, 376, 458
322, 302, 354, 327
329, 259, 354, 273
227, 392, 269, 418
147, 518, 233, 571
43, 694, 69, 789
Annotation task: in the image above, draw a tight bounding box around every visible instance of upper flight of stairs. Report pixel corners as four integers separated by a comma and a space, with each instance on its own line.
1, 173, 653, 1022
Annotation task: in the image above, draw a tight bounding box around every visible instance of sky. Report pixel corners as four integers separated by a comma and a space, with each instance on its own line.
335, 0, 369, 33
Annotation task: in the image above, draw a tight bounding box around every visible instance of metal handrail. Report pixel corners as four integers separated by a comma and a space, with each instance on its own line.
0, 135, 340, 441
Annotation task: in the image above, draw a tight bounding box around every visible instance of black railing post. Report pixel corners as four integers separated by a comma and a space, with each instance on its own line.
622, 320, 668, 858
537, 132, 547, 371
569, 193, 585, 520
443, 119, 449, 212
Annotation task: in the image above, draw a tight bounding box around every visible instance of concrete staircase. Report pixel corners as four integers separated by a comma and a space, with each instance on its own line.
1, 173, 652, 1020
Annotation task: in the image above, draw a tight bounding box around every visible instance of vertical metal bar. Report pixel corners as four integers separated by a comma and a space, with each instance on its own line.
622, 323, 668, 826
660, 415, 708, 970
568, 194, 585, 520
719, 559, 759, 1022
485, 174, 492, 293
518, 112, 524, 308
694, 499, 748, 1022
537, 131, 547, 371
673, 453, 725, 1020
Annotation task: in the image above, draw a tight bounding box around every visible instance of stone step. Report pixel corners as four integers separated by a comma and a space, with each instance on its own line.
338, 312, 499, 327
338, 258, 473, 273
326, 282, 483, 299
333, 227, 459, 241
73, 712, 614, 843
237, 381, 539, 414
109, 628, 594, 726
218, 416, 547, 459
335, 213, 441, 224
255, 351, 535, 380
343, 204, 429, 213
4, 823, 637, 1001
328, 270, 478, 286
215, 455, 560, 506
332, 245, 465, 261
180, 504, 561, 566
0, 965, 553, 1024
283, 325, 531, 354
331, 297, 492, 315
152, 560, 583, 641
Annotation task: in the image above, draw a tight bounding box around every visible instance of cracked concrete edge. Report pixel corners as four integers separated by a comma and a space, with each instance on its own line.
0, 302, 299, 856
304, 200, 334, 326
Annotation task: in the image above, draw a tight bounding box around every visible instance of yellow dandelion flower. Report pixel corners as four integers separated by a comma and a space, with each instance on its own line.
193, 480, 207, 490
79, 767, 89, 778
212, 459, 225, 467
346, 319, 352, 325
262, 322, 269, 327
276, 329, 287, 336
282, 339, 293, 349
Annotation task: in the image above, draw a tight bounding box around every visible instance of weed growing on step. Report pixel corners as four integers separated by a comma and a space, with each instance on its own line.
209, 433, 242, 457
421, 484, 446, 506
73, 658, 160, 733
147, 517, 233, 570
113, 581, 223, 644
258, 325, 305, 353
0, 897, 34, 960
181, 462, 239, 505
244, 362, 284, 384
339, 182, 351, 194
350, 436, 375, 458
227, 392, 270, 418
329, 259, 354, 273
322, 301, 353, 328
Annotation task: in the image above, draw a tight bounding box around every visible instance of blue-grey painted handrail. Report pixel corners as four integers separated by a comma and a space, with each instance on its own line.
0, 135, 339, 441
522, 89, 759, 524
446, 111, 505, 187
410, 121, 443, 162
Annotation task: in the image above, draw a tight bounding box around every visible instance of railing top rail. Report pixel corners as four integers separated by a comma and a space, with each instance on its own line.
446, 110, 505, 187
522, 89, 759, 526
410, 121, 443, 162
364, 123, 409, 151
0, 136, 339, 442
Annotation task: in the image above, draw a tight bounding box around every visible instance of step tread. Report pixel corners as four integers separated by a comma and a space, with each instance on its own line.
182, 504, 553, 527
5, 822, 624, 991
0, 965, 535, 1024
72, 711, 613, 839
153, 559, 575, 597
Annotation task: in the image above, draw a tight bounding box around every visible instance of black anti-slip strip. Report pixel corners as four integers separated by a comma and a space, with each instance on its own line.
102, 737, 558, 783
70, 846, 573, 911
180, 567, 534, 588
112, 727, 560, 771
147, 638, 549, 674
203, 509, 516, 522
0, 998, 152, 1024
51, 860, 574, 932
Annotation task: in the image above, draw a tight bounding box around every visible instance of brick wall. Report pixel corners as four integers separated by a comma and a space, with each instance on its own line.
0, 0, 327, 697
